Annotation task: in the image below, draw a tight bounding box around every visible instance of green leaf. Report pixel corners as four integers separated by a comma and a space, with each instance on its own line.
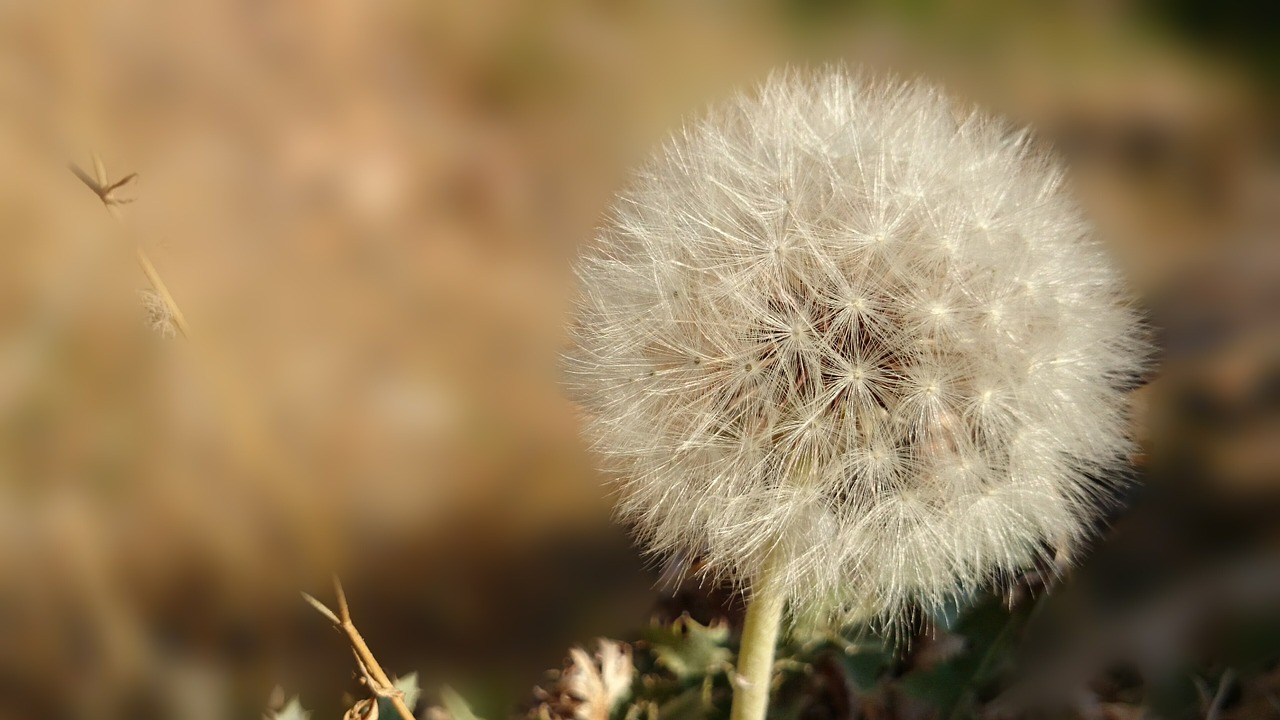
900, 595, 1026, 716
395, 672, 422, 709
839, 648, 890, 692
441, 685, 484, 720
646, 616, 733, 681
377, 672, 423, 717
655, 686, 708, 720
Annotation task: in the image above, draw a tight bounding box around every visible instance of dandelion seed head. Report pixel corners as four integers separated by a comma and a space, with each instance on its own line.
566, 67, 1144, 630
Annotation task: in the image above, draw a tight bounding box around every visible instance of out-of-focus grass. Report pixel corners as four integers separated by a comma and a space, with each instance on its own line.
0, 1, 1273, 718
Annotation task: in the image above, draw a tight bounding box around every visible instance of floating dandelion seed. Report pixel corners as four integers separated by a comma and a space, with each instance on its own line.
138, 288, 177, 339
566, 67, 1144, 720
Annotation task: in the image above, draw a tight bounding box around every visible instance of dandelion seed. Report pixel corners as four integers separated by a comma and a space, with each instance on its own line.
138, 288, 176, 339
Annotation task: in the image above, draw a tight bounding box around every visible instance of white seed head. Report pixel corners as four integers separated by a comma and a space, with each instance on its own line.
566, 68, 1144, 630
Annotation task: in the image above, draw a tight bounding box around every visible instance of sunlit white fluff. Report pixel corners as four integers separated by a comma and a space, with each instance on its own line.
566, 67, 1144, 629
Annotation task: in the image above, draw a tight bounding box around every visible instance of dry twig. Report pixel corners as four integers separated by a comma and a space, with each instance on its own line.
303, 577, 417, 720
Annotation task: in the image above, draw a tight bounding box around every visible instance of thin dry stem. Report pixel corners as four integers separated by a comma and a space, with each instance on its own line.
304, 576, 417, 720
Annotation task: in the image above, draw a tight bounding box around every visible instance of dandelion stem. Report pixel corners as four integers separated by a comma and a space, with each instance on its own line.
730, 551, 786, 720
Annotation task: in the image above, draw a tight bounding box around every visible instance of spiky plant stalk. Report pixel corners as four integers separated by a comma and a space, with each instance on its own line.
567, 67, 1143, 720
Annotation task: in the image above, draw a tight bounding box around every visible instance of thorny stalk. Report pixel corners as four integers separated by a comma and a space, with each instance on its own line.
303, 576, 417, 720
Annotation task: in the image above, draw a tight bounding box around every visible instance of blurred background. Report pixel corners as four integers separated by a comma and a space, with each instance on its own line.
0, 1, 1276, 718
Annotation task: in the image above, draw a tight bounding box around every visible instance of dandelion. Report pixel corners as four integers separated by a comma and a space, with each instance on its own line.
566, 67, 1144, 720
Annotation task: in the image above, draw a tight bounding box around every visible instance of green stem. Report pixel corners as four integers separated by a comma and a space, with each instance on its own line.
730, 554, 786, 720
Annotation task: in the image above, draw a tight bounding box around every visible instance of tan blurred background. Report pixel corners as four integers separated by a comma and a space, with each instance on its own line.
0, 1, 1275, 718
